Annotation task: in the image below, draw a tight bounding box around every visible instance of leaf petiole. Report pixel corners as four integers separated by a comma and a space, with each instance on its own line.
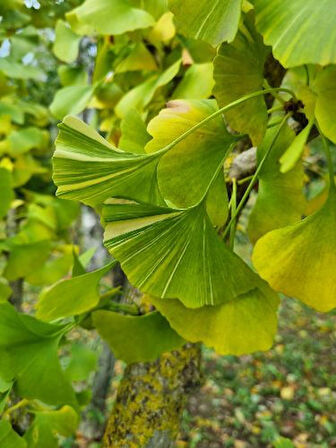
223, 113, 291, 239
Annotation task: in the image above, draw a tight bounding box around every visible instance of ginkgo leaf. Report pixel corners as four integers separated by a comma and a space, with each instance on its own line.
53, 20, 81, 64
50, 84, 95, 120
103, 202, 259, 308
252, 188, 336, 312
172, 63, 214, 100
169, 0, 242, 46
314, 66, 336, 144
213, 14, 268, 145
115, 59, 181, 118
254, 0, 336, 67
119, 109, 150, 154
0, 303, 76, 406
24, 406, 78, 448
280, 119, 314, 173
4, 240, 52, 281
248, 123, 305, 243
150, 281, 279, 355
146, 99, 237, 207
115, 42, 157, 73
8, 127, 49, 156
67, 0, 155, 36
0, 167, 13, 219
53, 115, 163, 206
0, 420, 26, 448
36, 262, 114, 321
93, 310, 185, 364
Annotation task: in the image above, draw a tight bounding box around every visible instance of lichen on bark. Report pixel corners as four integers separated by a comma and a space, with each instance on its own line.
103, 343, 202, 448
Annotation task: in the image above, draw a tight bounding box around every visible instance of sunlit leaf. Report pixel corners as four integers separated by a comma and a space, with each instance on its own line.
169, 0, 242, 46
53, 19, 81, 64
151, 281, 279, 355
146, 99, 237, 207
172, 63, 214, 100
53, 116, 163, 206
67, 0, 155, 35
253, 188, 336, 312
50, 84, 95, 120
254, 0, 336, 67
36, 262, 114, 321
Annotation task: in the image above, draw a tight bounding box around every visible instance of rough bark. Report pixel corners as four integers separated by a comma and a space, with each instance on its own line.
103, 343, 202, 448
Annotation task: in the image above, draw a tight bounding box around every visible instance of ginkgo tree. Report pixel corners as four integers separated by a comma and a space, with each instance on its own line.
1, 0, 336, 446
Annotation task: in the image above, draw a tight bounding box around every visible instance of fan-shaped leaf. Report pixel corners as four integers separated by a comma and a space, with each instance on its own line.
93, 310, 185, 364
254, 0, 336, 67
253, 188, 336, 312
103, 202, 259, 308
151, 281, 279, 355
213, 14, 268, 145
169, 0, 242, 46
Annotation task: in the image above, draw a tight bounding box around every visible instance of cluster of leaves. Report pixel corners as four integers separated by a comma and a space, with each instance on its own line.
1, 0, 336, 446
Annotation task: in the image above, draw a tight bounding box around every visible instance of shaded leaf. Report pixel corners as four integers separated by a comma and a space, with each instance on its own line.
53, 19, 81, 64
213, 14, 268, 145
93, 310, 185, 364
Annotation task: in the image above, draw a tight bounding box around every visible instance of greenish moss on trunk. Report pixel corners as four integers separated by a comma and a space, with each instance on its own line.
103, 343, 202, 448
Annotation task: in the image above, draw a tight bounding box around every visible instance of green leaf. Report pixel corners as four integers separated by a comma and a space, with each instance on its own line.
115, 59, 181, 118
280, 119, 314, 173
254, 0, 336, 67
115, 42, 157, 73
0, 278, 11, 302
0, 303, 76, 405
119, 109, 150, 154
151, 281, 279, 355
58, 65, 88, 87
24, 406, 78, 448
145, 99, 236, 207
65, 343, 98, 382
93, 310, 185, 364
53, 116, 163, 206
36, 262, 114, 321
53, 19, 81, 64
25, 252, 73, 286
314, 66, 336, 144
252, 189, 336, 312
169, 0, 242, 46
8, 127, 49, 156
0, 59, 45, 81
50, 84, 95, 120
0, 168, 13, 219
103, 201, 260, 308
172, 63, 214, 100
273, 438, 295, 448
206, 169, 229, 228
213, 14, 268, 145
0, 421, 26, 448
248, 123, 306, 243
67, 0, 155, 35
4, 240, 52, 281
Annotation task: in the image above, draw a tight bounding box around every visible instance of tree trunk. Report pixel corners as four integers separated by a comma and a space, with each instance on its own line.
103, 343, 202, 448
